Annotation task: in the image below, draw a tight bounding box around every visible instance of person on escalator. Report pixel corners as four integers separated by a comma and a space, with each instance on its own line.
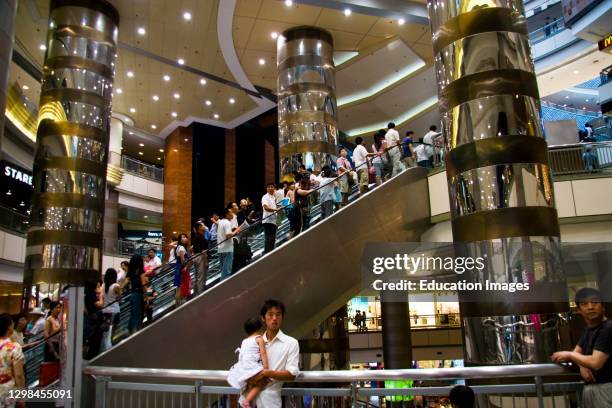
228, 317, 269, 408
295, 176, 314, 234
173, 233, 190, 307
218, 207, 238, 280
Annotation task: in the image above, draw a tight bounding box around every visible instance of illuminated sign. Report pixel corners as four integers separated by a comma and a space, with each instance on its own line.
599, 33, 612, 52
4, 164, 33, 186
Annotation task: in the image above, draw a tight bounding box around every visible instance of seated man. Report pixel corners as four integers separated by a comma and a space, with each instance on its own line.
552, 287, 612, 405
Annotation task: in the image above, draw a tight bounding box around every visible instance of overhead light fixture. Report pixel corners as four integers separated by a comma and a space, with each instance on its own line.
116, 88, 123, 94
138, 151, 144, 156
200, 78, 207, 85
152, 95, 159, 101
258, 58, 266, 65
6, 190, 12, 196
137, 27, 146, 35
127, 71, 134, 78
130, 107, 136, 113
151, 124, 157, 129
177, 58, 185, 65
39, 44, 47, 51
22, 85, 29, 90
585, 99, 589, 102
171, 112, 177, 118
159, 148, 164, 153
128, 131, 134, 135
398, 18, 405, 25
214, 113, 219, 119
163, 75, 170, 81
144, 215, 148, 219
183, 11, 192, 21
271, 32, 278, 39
157, 157, 162, 161
205, 100, 212, 106
173, 93, 180, 99
229, 98, 235, 104
565, 95, 569, 99
573, 70, 579, 74
344, 8, 352, 16
139, 143, 145, 147
285, 0, 293, 6
184, 138, 188, 142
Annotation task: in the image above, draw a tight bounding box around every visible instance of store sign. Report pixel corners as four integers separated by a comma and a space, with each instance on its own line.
3, 163, 33, 186
147, 231, 162, 238
599, 33, 612, 52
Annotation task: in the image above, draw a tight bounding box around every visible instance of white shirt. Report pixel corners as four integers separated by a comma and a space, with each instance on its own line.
30, 317, 46, 336
230, 214, 238, 230
117, 269, 127, 284
262, 193, 278, 224
255, 330, 300, 408
217, 218, 234, 253
352, 144, 369, 168
146, 255, 162, 269
385, 128, 400, 149
423, 130, 439, 157
415, 144, 428, 162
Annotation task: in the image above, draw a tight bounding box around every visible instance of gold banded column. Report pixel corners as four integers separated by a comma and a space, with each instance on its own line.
277, 26, 338, 178
427, 0, 569, 365
24, 0, 119, 288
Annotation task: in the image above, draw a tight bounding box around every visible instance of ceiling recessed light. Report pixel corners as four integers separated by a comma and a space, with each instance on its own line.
39, 44, 46, 51
344, 8, 352, 16
173, 93, 180, 99
173, 149, 178, 153
151, 124, 157, 129
177, 58, 185, 65
137, 27, 146, 35
563, 104, 567, 107
152, 95, 159, 101
130, 107, 136, 113
271, 32, 278, 39
116, 88, 123, 94
184, 138, 188, 142
159, 148, 164, 153
171, 112, 177, 118
214, 113, 219, 119
258, 58, 266, 65
22, 85, 29, 90
127, 71, 134, 78
398, 18, 405, 25
205, 100, 212, 106
139, 143, 144, 147
138, 151, 144, 156
573, 70, 579, 74
582, 106, 586, 110
200, 78, 207, 85
163, 75, 170, 81
565, 95, 569, 99
285, 0, 293, 6
183, 11, 192, 21
229, 98, 235, 104
128, 131, 134, 135
157, 157, 162, 160
585, 99, 589, 102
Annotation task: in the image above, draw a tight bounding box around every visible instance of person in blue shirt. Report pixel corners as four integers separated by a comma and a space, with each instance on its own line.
402, 130, 415, 167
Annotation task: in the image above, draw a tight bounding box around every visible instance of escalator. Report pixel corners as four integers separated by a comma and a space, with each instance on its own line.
91, 166, 431, 370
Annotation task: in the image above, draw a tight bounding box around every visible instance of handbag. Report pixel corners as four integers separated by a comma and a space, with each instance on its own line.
39, 361, 60, 387
234, 237, 253, 259
179, 265, 191, 297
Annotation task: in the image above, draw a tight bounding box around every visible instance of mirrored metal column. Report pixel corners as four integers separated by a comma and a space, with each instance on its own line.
277, 26, 337, 179
24, 0, 119, 288
427, 0, 569, 365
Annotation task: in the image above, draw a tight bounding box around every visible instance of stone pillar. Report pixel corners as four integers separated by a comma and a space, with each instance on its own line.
427, 0, 569, 365
0, 0, 18, 156
277, 26, 337, 180
381, 299, 412, 369
24, 0, 119, 287
224, 128, 236, 205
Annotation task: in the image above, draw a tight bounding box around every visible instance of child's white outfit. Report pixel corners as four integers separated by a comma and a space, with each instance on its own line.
228, 335, 265, 390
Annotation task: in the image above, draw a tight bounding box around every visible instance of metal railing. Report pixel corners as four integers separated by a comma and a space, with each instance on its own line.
0, 203, 30, 234
116, 239, 162, 257
548, 142, 612, 175
121, 155, 164, 182
528, 17, 565, 44
83, 364, 582, 408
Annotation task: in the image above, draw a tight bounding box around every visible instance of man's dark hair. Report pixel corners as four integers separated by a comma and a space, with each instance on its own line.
244, 316, 263, 335
299, 165, 306, 171
449, 385, 475, 408
406, 130, 414, 136
388, 122, 396, 129
339, 147, 346, 153
227, 202, 237, 209
224, 206, 233, 216
575, 287, 602, 305
355, 136, 363, 145
42, 297, 51, 305
120, 260, 129, 268
260, 299, 286, 317
0, 314, 12, 337
148, 248, 156, 253
429, 125, 437, 131
266, 182, 276, 188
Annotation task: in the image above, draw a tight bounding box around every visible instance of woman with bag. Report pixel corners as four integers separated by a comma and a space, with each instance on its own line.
295, 176, 314, 235
101, 268, 121, 352
370, 132, 387, 185
125, 254, 147, 334
173, 233, 191, 307
336, 148, 353, 206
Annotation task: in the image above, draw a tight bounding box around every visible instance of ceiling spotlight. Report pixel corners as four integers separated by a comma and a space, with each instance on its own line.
139, 143, 144, 147
229, 98, 235, 104
171, 112, 178, 118
137, 27, 146, 35
173, 93, 180, 99
285, 0, 293, 6
116, 88, 123, 94
214, 113, 219, 119
184, 138, 188, 142
582, 106, 586, 110
128, 131, 134, 135
127, 71, 134, 78
344, 8, 352, 16
159, 148, 165, 153
39, 44, 47, 51
22, 85, 29, 90
200, 78, 207, 85
138, 151, 144, 156
573, 70, 579, 74
205, 100, 212, 106
183, 11, 192, 21
258, 58, 266, 65
152, 95, 159, 101
271, 32, 278, 39
151, 124, 157, 129
157, 157, 162, 160
130, 107, 136, 113
565, 95, 569, 99
177, 58, 185, 65
398, 18, 405, 25
585, 99, 589, 102
163, 75, 170, 81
